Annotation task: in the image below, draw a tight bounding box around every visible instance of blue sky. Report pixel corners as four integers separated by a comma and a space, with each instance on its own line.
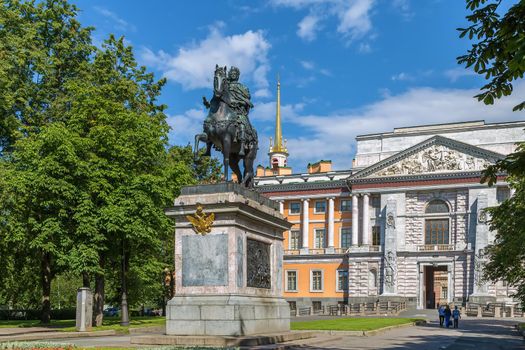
72, 0, 524, 172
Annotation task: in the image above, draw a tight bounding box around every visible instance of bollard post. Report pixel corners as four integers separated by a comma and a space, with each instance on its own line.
510, 305, 514, 318
477, 305, 482, 318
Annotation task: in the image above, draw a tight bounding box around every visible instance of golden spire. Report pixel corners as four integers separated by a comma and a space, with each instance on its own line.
271, 75, 286, 153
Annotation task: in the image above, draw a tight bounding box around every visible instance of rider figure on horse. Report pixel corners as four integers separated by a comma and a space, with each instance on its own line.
203, 66, 254, 156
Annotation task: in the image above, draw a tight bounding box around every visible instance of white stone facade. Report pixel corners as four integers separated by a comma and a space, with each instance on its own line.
348, 121, 523, 308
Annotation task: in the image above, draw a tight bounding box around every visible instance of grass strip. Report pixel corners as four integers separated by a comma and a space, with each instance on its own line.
291, 317, 423, 331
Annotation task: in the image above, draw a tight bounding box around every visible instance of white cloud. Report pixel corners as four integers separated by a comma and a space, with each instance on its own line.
140, 25, 271, 91
300, 60, 315, 70
94, 6, 135, 32
358, 42, 372, 53
282, 82, 525, 171
271, 0, 376, 43
392, 0, 414, 20
250, 101, 304, 122
166, 108, 206, 146
336, 0, 375, 40
444, 68, 477, 82
391, 72, 414, 81
297, 15, 321, 41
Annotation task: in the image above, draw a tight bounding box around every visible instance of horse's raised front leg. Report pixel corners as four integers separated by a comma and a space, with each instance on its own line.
194, 133, 205, 160
222, 134, 231, 182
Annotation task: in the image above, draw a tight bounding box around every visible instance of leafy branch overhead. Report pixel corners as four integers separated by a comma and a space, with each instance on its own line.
457, 0, 525, 111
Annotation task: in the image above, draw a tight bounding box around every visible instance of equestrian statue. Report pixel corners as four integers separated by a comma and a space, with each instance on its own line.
194, 65, 258, 187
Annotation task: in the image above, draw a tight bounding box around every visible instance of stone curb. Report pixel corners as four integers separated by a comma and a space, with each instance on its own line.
132, 331, 316, 346
128, 325, 165, 334
0, 330, 116, 342
310, 320, 427, 337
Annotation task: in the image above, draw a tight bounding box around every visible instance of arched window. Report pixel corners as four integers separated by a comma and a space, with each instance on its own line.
425, 199, 450, 245
425, 199, 449, 214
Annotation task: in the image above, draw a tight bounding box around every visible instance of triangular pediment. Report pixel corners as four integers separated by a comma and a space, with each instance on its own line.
351, 136, 505, 179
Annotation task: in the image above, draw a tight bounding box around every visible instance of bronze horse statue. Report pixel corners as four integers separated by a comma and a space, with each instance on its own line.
194, 65, 258, 187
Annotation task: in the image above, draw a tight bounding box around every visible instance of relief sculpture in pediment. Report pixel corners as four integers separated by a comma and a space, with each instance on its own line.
375, 145, 493, 177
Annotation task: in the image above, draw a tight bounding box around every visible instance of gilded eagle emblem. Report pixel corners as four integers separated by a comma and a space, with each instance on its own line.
186, 205, 214, 235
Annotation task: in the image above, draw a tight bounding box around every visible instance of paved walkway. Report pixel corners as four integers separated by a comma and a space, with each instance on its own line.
285, 317, 523, 350
2, 315, 522, 349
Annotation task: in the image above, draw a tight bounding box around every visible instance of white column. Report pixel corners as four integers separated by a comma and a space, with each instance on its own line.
327, 197, 335, 248
352, 195, 359, 246
301, 199, 309, 250
279, 200, 284, 214
362, 193, 370, 245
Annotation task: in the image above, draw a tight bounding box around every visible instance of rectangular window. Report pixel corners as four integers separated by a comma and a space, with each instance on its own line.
340, 199, 351, 212
289, 202, 301, 215
289, 230, 301, 250
425, 219, 449, 244
497, 187, 510, 203
312, 301, 322, 311
311, 270, 323, 291
371, 196, 381, 208
314, 229, 326, 248
441, 286, 448, 299
286, 271, 297, 291
314, 200, 326, 213
341, 227, 351, 248
337, 270, 348, 292
372, 226, 381, 246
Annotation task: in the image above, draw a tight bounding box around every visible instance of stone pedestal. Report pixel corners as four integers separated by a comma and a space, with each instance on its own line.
75, 287, 93, 332
165, 183, 292, 336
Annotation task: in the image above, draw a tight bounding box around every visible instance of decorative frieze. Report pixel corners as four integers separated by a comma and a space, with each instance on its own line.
374, 144, 494, 177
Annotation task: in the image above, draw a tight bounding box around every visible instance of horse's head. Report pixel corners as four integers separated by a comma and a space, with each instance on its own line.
214, 64, 227, 96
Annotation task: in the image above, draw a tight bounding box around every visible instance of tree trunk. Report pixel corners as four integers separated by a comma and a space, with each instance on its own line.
120, 241, 129, 326
92, 255, 105, 327
40, 252, 52, 324
82, 272, 90, 288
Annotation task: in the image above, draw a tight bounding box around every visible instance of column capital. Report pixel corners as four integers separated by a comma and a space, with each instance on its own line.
301, 198, 310, 202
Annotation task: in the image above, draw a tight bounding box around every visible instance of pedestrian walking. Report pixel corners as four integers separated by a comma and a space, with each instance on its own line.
438, 304, 445, 327
452, 305, 461, 328
444, 304, 452, 328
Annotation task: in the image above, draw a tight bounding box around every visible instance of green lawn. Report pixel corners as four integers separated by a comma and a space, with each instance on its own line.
291, 317, 423, 331
0, 316, 164, 334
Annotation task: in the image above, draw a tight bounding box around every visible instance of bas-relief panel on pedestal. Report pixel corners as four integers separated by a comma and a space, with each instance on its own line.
373, 145, 494, 177
247, 239, 271, 289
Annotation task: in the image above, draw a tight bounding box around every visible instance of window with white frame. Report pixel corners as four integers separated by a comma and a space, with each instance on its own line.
314, 200, 326, 213
311, 270, 323, 291
497, 187, 510, 203
286, 271, 297, 291
289, 202, 301, 215
441, 286, 448, 299
314, 229, 326, 248
337, 270, 348, 292
340, 227, 351, 248
289, 230, 301, 250
340, 199, 351, 212
424, 199, 450, 245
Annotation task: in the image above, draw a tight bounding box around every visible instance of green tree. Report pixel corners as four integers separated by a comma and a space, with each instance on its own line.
457, 0, 525, 111
167, 144, 222, 185
458, 0, 525, 307
0, 0, 94, 323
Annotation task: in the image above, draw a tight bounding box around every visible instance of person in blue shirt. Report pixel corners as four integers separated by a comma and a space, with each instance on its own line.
438, 304, 445, 327
444, 305, 452, 327
452, 306, 461, 328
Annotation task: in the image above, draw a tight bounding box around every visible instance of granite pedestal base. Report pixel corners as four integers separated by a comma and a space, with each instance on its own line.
167, 295, 290, 336
165, 183, 292, 337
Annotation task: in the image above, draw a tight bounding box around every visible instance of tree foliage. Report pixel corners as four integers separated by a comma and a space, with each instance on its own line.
457, 0, 525, 111
459, 0, 525, 307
